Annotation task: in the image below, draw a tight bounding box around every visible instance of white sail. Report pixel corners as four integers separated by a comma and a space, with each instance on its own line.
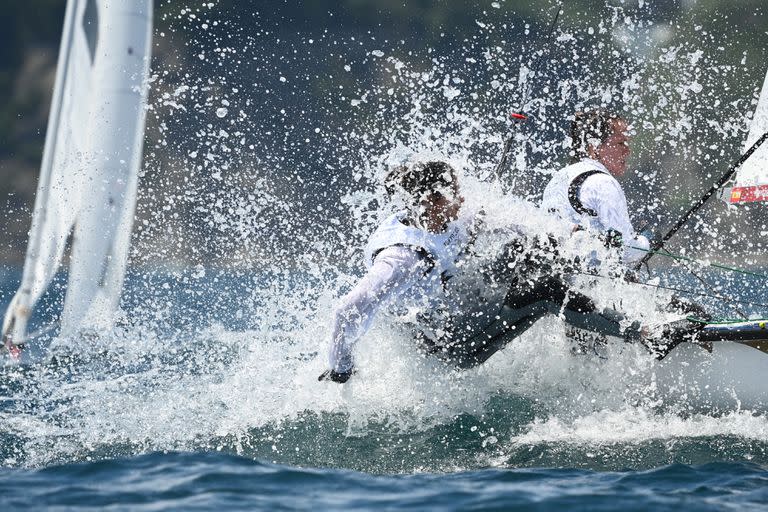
2, 0, 153, 346
728, 69, 768, 203
61, 0, 153, 336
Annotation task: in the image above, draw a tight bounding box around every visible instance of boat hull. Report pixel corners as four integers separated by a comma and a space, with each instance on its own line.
490, 312, 768, 412
655, 340, 768, 411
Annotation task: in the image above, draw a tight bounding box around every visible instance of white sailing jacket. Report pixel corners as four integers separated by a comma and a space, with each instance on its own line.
540, 158, 649, 264
327, 210, 477, 373
364, 211, 474, 278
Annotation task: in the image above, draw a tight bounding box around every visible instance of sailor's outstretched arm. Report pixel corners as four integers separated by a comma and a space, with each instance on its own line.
323, 246, 427, 381
581, 175, 649, 263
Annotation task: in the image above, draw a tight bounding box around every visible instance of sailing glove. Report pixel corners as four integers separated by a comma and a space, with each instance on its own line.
318, 369, 354, 383
640, 229, 662, 249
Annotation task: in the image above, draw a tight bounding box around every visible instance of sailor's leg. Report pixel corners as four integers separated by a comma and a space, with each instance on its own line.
561, 289, 704, 360
452, 276, 645, 368
445, 301, 552, 368
515, 275, 640, 340
559, 286, 646, 341
665, 295, 711, 320
443, 277, 566, 368
559, 298, 638, 340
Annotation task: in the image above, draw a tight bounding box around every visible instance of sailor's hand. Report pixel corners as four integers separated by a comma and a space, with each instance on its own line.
318, 369, 354, 383
639, 229, 662, 249
601, 229, 623, 249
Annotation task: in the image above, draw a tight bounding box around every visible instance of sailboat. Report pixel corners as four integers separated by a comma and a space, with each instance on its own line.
468, 68, 768, 411
1, 0, 153, 356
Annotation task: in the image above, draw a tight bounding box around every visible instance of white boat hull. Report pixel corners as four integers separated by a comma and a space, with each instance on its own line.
565, 326, 768, 412
655, 341, 768, 412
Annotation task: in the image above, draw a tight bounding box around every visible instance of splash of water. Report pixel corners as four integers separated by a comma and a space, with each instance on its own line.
3, 1, 768, 472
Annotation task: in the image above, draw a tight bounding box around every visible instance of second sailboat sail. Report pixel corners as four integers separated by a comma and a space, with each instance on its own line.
2, 0, 153, 349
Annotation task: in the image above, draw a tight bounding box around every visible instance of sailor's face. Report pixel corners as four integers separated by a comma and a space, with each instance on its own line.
595, 119, 631, 177
421, 176, 464, 229
436, 188, 464, 222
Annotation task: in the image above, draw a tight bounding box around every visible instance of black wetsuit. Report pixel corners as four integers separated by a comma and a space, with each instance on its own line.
417, 236, 644, 368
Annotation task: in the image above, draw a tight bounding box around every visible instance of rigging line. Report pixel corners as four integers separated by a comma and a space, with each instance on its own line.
675, 259, 748, 319
627, 245, 768, 281
493, 0, 564, 181
566, 269, 768, 311
640, 246, 750, 318
633, 130, 768, 271
630, 243, 750, 318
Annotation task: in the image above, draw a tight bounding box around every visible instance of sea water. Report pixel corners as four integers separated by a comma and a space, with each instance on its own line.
1, 267, 767, 511
1, 454, 766, 511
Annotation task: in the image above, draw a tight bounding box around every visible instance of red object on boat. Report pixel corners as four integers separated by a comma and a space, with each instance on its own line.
3, 338, 22, 362
729, 185, 768, 203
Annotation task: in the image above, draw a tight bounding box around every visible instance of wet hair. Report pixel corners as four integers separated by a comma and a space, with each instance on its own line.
384, 160, 457, 207
569, 109, 622, 163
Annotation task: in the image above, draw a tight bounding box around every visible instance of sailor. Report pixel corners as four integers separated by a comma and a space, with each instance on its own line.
318, 160, 477, 383
318, 160, 663, 384
538, 108, 708, 331
541, 109, 651, 268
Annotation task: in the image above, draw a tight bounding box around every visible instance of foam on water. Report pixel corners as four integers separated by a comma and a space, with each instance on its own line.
3, 299, 767, 472
515, 408, 768, 447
